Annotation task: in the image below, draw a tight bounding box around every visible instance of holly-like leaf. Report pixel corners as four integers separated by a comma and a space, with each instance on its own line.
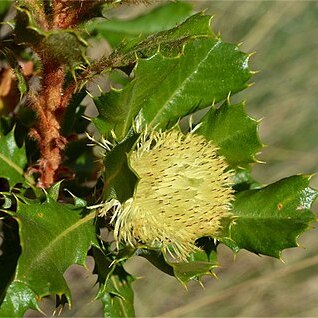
170, 250, 218, 285
0, 130, 28, 186
0, 196, 97, 317
0, 282, 39, 317
139, 238, 218, 285
197, 101, 262, 168
113, 13, 215, 66
94, 38, 251, 140
64, 138, 100, 186
224, 175, 317, 258
92, 247, 135, 318
89, 1, 193, 48
102, 135, 139, 202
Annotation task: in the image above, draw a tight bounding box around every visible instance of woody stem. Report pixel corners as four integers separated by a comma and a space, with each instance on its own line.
30, 59, 67, 188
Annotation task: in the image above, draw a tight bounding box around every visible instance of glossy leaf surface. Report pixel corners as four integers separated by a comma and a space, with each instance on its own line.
0, 197, 97, 317
0, 130, 27, 186
89, 2, 193, 47
113, 13, 214, 66
93, 248, 135, 318
225, 175, 317, 257
197, 101, 262, 167
102, 135, 139, 202
139, 238, 218, 285
94, 38, 251, 140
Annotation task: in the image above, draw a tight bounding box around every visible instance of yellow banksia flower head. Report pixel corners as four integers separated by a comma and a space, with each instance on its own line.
102, 129, 235, 261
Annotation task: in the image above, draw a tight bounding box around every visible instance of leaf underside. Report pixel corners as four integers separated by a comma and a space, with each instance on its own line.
89, 1, 194, 48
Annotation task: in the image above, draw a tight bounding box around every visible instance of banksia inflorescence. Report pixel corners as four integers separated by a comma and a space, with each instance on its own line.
100, 129, 235, 261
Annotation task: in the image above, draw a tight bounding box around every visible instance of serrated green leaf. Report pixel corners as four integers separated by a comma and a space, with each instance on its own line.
0, 197, 97, 317
113, 13, 215, 66
224, 175, 317, 258
101, 267, 135, 318
89, 1, 193, 48
103, 135, 139, 202
0, 281, 40, 317
197, 101, 262, 167
139, 238, 218, 285
0, 130, 27, 186
92, 247, 135, 318
46, 181, 63, 201
94, 38, 251, 140
170, 249, 218, 285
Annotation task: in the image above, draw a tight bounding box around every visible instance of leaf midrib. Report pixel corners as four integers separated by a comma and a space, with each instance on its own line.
0, 152, 24, 177
148, 40, 220, 128
19, 211, 96, 278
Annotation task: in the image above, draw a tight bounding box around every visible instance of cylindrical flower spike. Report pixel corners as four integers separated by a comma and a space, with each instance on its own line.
101, 129, 235, 261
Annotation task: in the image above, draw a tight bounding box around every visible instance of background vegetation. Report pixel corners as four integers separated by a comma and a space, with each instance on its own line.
20, 0, 318, 316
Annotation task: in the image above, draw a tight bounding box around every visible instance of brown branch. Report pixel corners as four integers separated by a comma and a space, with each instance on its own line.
28, 56, 67, 187
52, 0, 103, 29
26, 0, 148, 187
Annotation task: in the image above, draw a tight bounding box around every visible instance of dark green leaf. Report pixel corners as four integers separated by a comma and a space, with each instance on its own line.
92, 247, 135, 318
0, 130, 28, 186
102, 135, 139, 202
47, 181, 63, 201
0, 197, 97, 317
94, 38, 251, 140
61, 91, 87, 136
197, 101, 262, 167
224, 175, 317, 257
0, 282, 40, 317
139, 238, 218, 285
170, 249, 218, 285
113, 13, 214, 66
64, 138, 100, 185
101, 265, 135, 318
89, 1, 193, 47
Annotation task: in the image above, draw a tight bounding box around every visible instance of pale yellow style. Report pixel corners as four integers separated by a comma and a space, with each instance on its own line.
102, 130, 235, 261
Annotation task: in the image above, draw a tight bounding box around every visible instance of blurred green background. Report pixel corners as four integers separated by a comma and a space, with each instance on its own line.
27, 1, 318, 317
